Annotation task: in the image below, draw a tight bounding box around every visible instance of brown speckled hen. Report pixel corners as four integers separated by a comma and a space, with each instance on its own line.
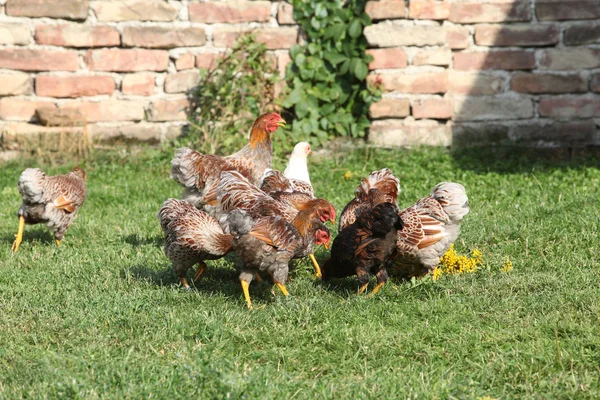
11, 167, 87, 252
158, 198, 233, 289
388, 182, 470, 279
170, 112, 286, 215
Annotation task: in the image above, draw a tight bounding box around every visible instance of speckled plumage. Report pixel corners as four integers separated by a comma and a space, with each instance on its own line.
260, 169, 315, 207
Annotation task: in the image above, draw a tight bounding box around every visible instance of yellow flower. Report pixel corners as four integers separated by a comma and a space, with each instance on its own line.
477, 397, 497, 400
343, 170, 353, 180
501, 257, 513, 272
432, 267, 443, 281
434, 244, 484, 279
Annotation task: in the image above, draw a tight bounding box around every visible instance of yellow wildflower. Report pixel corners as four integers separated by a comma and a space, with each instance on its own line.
434, 244, 484, 279
432, 267, 443, 281
343, 170, 353, 180
501, 257, 513, 272
477, 397, 497, 400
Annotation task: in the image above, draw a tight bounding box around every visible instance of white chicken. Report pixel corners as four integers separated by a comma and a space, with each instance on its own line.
284, 142, 312, 186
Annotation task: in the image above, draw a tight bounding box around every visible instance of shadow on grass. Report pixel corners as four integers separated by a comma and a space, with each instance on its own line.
123, 233, 163, 248
2, 227, 54, 246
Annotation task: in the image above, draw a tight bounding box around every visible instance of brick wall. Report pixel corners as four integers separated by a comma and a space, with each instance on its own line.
1, 0, 599, 149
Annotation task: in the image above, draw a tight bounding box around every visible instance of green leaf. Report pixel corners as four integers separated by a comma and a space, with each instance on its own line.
347, 19, 362, 38
353, 61, 368, 80
324, 23, 346, 39
294, 53, 306, 66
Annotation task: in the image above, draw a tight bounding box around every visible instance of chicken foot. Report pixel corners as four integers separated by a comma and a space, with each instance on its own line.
11, 216, 25, 253
309, 253, 322, 279
240, 279, 252, 309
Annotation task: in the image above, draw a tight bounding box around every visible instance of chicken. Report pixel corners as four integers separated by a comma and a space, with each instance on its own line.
322, 202, 403, 295
11, 167, 87, 252
170, 112, 286, 215
157, 198, 233, 289
338, 168, 400, 232
226, 208, 330, 308
283, 141, 314, 195
387, 182, 470, 279
260, 169, 314, 209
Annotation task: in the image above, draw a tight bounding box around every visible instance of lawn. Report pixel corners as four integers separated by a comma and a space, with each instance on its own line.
1, 145, 599, 399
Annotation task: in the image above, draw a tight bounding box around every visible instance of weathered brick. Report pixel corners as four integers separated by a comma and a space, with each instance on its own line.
510, 73, 587, 94
121, 73, 155, 96
453, 96, 534, 121
89, 123, 162, 144
564, 22, 600, 45
189, 1, 270, 23
0, 73, 32, 96
448, 71, 505, 95
175, 54, 195, 71
536, 0, 600, 21
277, 2, 295, 25
475, 24, 560, 47
591, 74, 600, 93
371, 72, 448, 94
365, 25, 446, 47
409, 1, 450, 20
366, 0, 406, 20
122, 27, 206, 49
278, 52, 291, 75
0, 98, 56, 121
369, 119, 451, 147
450, 1, 531, 23
148, 98, 190, 122
511, 120, 596, 146
213, 27, 298, 50
445, 24, 471, 49
539, 97, 600, 119
539, 48, 600, 70
36, 107, 85, 126
36, 75, 115, 98
0, 23, 31, 45
196, 53, 220, 70
165, 71, 200, 94
60, 100, 146, 122
92, 0, 178, 22
452, 123, 510, 146
86, 49, 169, 72
0, 49, 78, 72
454, 51, 535, 71
413, 48, 452, 66
6, 0, 89, 20
35, 24, 120, 48
366, 48, 407, 70
412, 99, 453, 119
369, 98, 410, 119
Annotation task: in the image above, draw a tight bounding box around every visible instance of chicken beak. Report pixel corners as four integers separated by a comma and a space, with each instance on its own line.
276, 119, 287, 127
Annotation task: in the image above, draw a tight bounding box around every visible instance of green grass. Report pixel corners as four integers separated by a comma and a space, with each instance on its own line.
1, 146, 599, 399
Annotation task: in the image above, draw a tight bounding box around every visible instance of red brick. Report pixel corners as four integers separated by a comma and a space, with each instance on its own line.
366, 48, 407, 70
36, 76, 115, 98
536, 0, 600, 21
122, 27, 206, 49
369, 98, 410, 119
0, 23, 31, 45
0, 73, 32, 96
412, 98, 453, 119
450, 1, 531, 23
122, 73, 155, 96
92, 0, 178, 22
60, 100, 146, 122
0, 49, 78, 72
365, 25, 446, 47
369, 119, 450, 147
539, 97, 600, 119
6, 0, 89, 20
189, 1, 270, 23
564, 22, 600, 45
371, 72, 448, 94
409, 1, 450, 20
413, 48, 451, 66
213, 27, 298, 50
36, 107, 85, 127
86, 49, 169, 72
35, 24, 119, 48
591, 74, 600, 93
196, 53, 220, 70
165, 71, 200, 94
475, 24, 559, 47
0, 98, 56, 121
510, 73, 587, 94
278, 2, 295, 25
446, 24, 471, 49
454, 51, 535, 71
539, 48, 600, 70
175, 54, 195, 71
448, 71, 505, 95
366, 0, 406, 20
278, 52, 291, 75
148, 98, 190, 122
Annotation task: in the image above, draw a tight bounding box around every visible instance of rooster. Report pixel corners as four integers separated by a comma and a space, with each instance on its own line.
338, 168, 400, 232
388, 182, 470, 279
11, 167, 87, 252
170, 112, 286, 215
157, 198, 233, 289
322, 202, 403, 295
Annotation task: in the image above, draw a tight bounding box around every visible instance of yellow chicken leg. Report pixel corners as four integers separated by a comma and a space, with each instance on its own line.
180, 277, 190, 289
193, 262, 207, 281
241, 280, 252, 309
55, 239, 61, 247
358, 283, 369, 295
309, 253, 322, 278
11, 216, 25, 253
275, 283, 289, 296
368, 282, 385, 297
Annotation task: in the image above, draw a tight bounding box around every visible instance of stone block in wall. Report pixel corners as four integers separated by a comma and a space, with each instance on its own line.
213, 27, 298, 50
454, 51, 535, 71
36, 107, 85, 126
536, 0, 600, 21
452, 96, 534, 121
0, 73, 32, 96
175, 54, 196, 71
452, 123, 510, 146
591, 74, 600, 93
35, 24, 120, 48
539, 48, 600, 70
413, 48, 452, 66
92, 0, 178, 22
165, 71, 200, 94
366, 48, 407, 70
0, 49, 79, 72
365, 25, 446, 47
122, 27, 206, 49
448, 72, 505, 96
409, 1, 450, 20
369, 98, 410, 119
510, 120, 597, 146
189, 1, 271, 23
371, 71, 448, 94
277, 2, 295, 25
36, 75, 116, 98
86, 49, 169, 72
475, 24, 560, 47
450, 1, 531, 23
148, 98, 190, 122
0, 98, 56, 122
196, 53, 221, 70
366, 1, 406, 21
278, 53, 291, 76
122, 73, 156, 96
369, 119, 451, 147
412, 99, 453, 119
510, 73, 588, 94
0, 23, 31, 45
59, 100, 146, 122
6, 0, 89, 20
89, 123, 163, 144
445, 24, 471, 49
539, 97, 600, 119
564, 22, 600, 45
